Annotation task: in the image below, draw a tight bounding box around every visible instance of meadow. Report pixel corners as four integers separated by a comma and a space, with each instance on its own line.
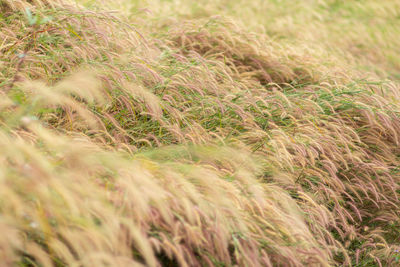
1, 0, 400, 266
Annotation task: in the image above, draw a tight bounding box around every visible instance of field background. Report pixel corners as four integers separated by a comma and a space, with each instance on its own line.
1, 0, 400, 266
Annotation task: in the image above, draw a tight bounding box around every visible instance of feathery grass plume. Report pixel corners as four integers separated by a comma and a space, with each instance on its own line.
0, 120, 336, 266
1, 0, 400, 266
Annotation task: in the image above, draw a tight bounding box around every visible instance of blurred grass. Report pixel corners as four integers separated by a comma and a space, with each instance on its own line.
104, 0, 400, 79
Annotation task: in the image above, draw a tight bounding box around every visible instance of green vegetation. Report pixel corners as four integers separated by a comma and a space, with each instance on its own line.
1, 0, 400, 266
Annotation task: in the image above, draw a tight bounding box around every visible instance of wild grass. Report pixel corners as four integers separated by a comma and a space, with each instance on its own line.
1, 0, 400, 266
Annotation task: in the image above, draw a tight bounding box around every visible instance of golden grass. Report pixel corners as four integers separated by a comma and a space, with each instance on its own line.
1, 0, 400, 266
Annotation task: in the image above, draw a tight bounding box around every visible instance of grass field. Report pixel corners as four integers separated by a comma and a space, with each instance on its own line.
1, 0, 400, 266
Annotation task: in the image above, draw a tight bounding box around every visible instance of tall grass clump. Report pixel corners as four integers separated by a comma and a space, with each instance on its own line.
1, 0, 400, 266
